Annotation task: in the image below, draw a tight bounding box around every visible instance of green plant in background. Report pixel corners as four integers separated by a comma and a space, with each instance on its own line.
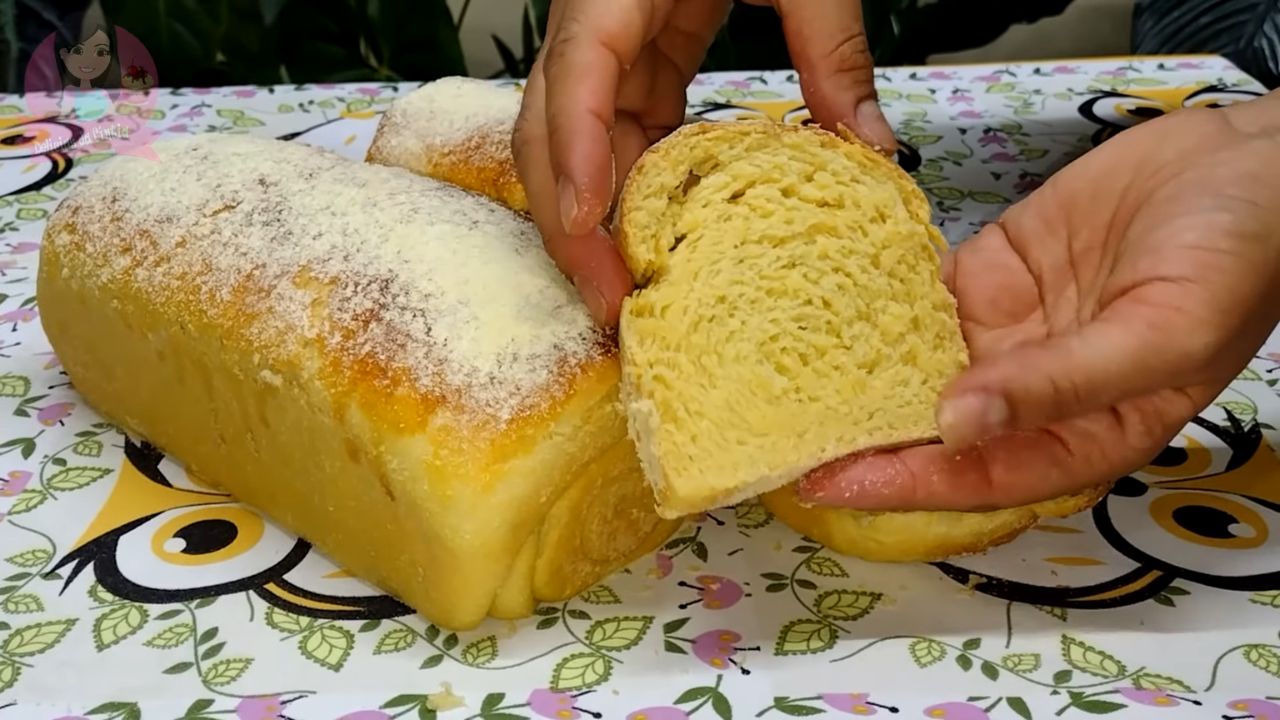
8, 0, 1214, 93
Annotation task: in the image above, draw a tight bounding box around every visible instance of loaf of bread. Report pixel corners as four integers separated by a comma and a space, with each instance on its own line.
366, 76, 527, 212
37, 133, 680, 631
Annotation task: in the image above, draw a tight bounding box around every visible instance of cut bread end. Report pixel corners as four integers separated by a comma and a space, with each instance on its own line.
616, 120, 969, 519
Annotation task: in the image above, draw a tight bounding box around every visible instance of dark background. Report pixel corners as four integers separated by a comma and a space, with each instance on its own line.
1, 0, 1277, 93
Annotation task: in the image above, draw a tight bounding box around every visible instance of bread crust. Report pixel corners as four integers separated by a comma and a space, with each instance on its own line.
366, 78, 528, 212
761, 482, 1111, 562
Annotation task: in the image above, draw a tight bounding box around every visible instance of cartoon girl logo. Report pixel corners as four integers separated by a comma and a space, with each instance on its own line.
57, 21, 121, 120
21, 11, 160, 159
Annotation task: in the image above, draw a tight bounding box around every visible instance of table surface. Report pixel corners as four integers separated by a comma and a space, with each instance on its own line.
0, 55, 1278, 719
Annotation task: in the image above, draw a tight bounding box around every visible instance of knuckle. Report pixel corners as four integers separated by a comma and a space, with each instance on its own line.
823, 31, 874, 80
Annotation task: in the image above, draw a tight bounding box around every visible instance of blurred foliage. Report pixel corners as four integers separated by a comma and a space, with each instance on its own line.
3, 0, 1084, 92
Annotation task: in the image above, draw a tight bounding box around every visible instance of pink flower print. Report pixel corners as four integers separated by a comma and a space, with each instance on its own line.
165, 123, 189, 134
37, 352, 61, 370
956, 110, 985, 120
1118, 688, 1200, 708
821, 693, 899, 715
1, 470, 31, 497
316, 82, 339, 89
1098, 68, 1128, 78
0, 307, 37, 330
678, 575, 747, 610
1176, 61, 1205, 70
0, 259, 19, 275
527, 689, 603, 719
36, 401, 74, 427
626, 708, 690, 720
724, 80, 752, 89
1224, 698, 1280, 719
692, 629, 759, 673
5, 242, 40, 255
177, 106, 205, 121
337, 713, 392, 720
977, 130, 1008, 148
922, 702, 989, 719
973, 73, 1002, 84
189, 87, 214, 95
1266, 352, 1280, 364
947, 93, 974, 106
355, 87, 382, 98
651, 552, 674, 579
230, 89, 258, 99
987, 152, 1020, 163
926, 71, 956, 81
235, 696, 284, 720
1051, 65, 1080, 75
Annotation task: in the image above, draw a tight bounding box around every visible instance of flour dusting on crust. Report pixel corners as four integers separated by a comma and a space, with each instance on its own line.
54, 133, 605, 426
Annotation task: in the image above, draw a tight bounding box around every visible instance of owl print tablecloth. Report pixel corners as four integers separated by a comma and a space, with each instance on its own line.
0, 55, 1278, 719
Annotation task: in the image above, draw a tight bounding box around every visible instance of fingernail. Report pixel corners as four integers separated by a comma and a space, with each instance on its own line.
573, 274, 608, 325
937, 392, 1009, 448
855, 99, 898, 155
558, 175, 579, 235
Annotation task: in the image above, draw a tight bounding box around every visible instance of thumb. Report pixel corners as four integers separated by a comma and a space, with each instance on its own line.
937, 291, 1204, 447
768, 0, 896, 153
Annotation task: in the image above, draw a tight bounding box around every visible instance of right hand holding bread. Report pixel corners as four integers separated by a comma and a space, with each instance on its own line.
799, 88, 1280, 513
512, 0, 896, 326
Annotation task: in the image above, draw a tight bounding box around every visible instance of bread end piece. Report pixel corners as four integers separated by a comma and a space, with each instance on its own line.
366, 76, 528, 212
761, 482, 1112, 562
615, 120, 968, 519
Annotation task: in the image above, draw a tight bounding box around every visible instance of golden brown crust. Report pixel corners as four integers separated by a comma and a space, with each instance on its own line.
366, 122, 528, 212
761, 482, 1111, 563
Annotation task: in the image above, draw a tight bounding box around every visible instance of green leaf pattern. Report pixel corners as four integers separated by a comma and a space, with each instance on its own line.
0, 61, 1277, 714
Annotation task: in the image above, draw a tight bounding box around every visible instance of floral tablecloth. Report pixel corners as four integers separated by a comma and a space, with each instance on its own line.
0, 55, 1278, 720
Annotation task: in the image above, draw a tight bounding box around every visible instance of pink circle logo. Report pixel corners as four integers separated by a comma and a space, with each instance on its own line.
21, 20, 161, 160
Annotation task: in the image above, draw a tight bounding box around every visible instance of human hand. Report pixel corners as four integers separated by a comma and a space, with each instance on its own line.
512, 0, 897, 326
798, 90, 1280, 512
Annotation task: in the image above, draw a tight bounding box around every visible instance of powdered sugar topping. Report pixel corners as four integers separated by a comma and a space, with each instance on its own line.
59, 133, 605, 425
381, 77, 521, 154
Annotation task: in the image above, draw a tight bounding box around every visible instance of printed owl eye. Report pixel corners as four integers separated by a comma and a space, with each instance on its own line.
780, 106, 813, 125
111, 502, 306, 592
1098, 486, 1280, 588
0, 121, 78, 159
1082, 94, 1169, 127
1180, 87, 1262, 111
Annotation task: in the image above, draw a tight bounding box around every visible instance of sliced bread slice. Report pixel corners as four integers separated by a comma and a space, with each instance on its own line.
615, 121, 969, 519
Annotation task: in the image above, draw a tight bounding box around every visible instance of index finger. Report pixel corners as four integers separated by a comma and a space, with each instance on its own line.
541, 0, 670, 235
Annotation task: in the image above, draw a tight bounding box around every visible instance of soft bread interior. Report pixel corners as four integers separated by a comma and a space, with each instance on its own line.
616, 121, 969, 518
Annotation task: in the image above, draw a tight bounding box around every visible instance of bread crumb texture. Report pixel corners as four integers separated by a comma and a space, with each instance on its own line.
52, 133, 605, 429
617, 121, 968, 517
